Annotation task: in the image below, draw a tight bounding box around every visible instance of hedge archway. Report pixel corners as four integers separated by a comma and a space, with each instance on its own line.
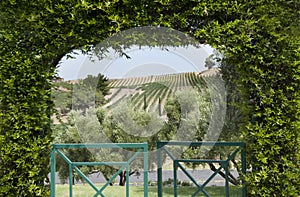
0, 1, 299, 196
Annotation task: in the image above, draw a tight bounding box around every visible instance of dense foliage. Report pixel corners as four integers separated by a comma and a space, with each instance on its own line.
203, 2, 300, 195
1, 0, 299, 196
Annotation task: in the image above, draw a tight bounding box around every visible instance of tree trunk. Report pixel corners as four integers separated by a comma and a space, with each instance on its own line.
119, 171, 126, 186
118, 170, 137, 186
72, 174, 75, 185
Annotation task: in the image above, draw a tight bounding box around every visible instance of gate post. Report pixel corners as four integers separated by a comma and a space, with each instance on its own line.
50, 147, 56, 197
143, 143, 149, 197
157, 142, 164, 197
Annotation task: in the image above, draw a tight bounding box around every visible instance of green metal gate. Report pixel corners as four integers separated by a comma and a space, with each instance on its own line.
157, 141, 246, 197
50, 143, 148, 197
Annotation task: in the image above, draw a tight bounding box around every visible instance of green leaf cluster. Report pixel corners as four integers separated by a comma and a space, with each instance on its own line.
199, 1, 300, 196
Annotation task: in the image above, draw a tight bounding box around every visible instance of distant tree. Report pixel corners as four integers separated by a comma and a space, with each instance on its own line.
52, 85, 72, 115
82, 74, 110, 98
72, 74, 110, 111
204, 54, 215, 69
52, 108, 119, 185
204, 50, 222, 70
52, 74, 109, 116
99, 100, 165, 185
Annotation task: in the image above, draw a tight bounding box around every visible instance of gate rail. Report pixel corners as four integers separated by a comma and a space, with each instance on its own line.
50, 143, 148, 197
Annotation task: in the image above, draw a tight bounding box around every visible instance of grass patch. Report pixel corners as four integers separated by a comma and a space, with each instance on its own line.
55, 184, 242, 197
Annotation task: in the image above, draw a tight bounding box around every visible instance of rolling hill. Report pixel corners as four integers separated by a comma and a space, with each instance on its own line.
104, 68, 220, 115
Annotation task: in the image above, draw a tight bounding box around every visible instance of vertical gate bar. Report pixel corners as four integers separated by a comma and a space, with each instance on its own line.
69, 164, 73, 197
157, 143, 163, 197
126, 164, 129, 197
143, 143, 148, 197
225, 163, 229, 197
50, 148, 56, 197
241, 143, 246, 197
173, 161, 178, 197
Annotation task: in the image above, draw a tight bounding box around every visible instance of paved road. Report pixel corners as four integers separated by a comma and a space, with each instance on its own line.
52, 169, 238, 187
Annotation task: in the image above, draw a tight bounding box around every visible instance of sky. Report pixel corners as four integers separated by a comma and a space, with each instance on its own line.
56, 44, 215, 80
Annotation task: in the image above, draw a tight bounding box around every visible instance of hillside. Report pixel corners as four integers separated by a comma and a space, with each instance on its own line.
104, 68, 220, 114
52, 68, 220, 121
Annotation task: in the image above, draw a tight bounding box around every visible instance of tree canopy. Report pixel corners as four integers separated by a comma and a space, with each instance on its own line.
0, 0, 299, 196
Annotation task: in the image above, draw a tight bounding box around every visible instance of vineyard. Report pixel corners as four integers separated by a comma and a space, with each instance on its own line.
104, 68, 220, 115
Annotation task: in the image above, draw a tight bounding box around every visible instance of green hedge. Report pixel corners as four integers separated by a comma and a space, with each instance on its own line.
0, 55, 54, 196
200, 3, 300, 195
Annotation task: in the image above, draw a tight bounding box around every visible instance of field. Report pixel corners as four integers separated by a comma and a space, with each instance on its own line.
104, 70, 220, 113
55, 184, 242, 197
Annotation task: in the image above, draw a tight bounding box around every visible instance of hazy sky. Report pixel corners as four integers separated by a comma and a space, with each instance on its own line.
57, 44, 214, 80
